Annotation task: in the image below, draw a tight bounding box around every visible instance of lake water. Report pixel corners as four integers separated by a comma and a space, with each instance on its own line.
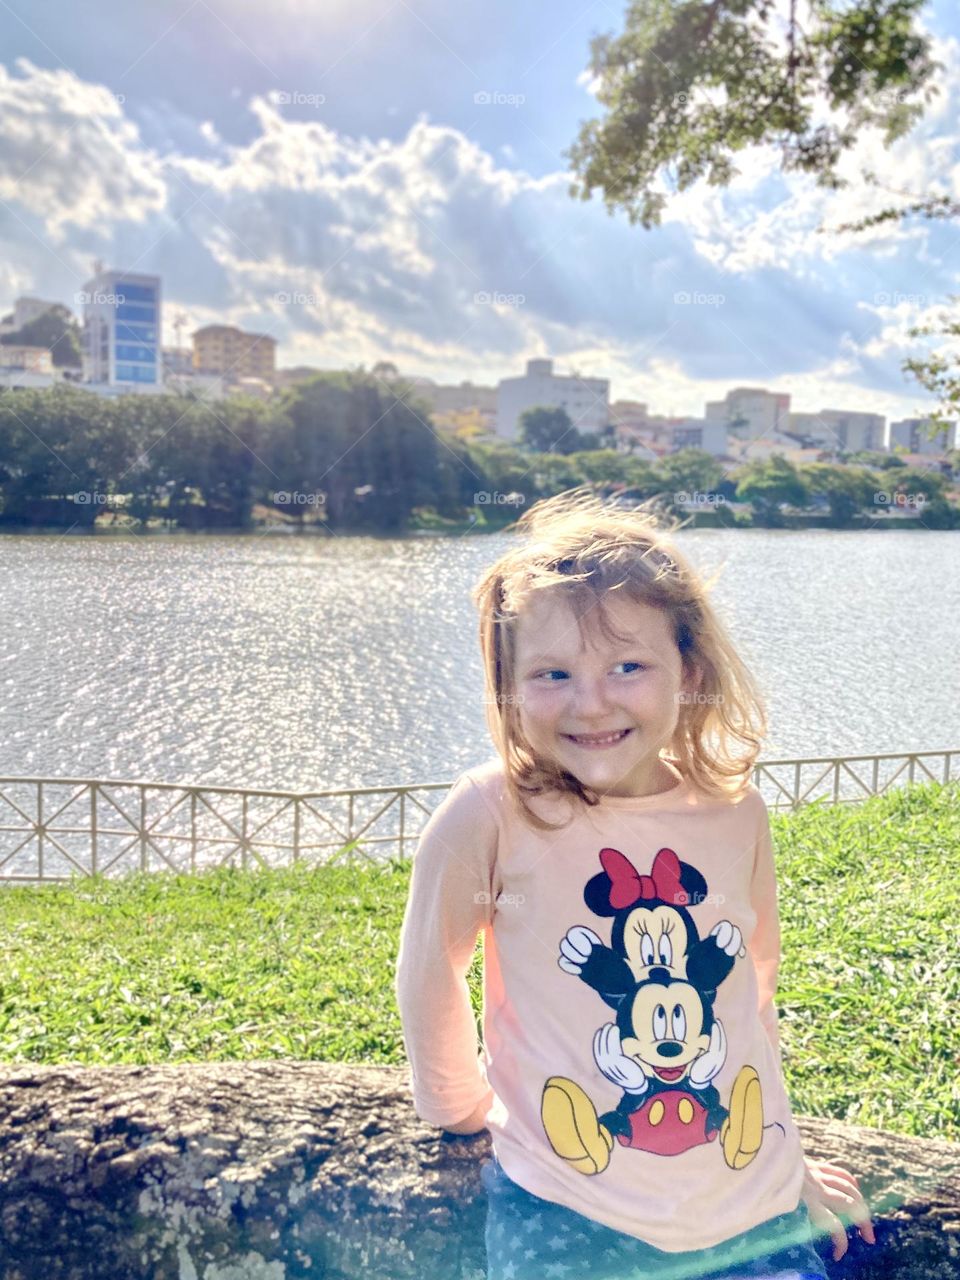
0, 529, 957, 791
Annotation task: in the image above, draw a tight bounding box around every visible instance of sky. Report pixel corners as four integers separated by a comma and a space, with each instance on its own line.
1, 0, 959, 422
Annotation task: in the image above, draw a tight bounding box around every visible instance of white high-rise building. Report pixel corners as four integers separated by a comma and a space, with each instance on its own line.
497, 358, 609, 442
705, 387, 791, 441
81, 270, 162, 394
789, 409, 886, 453
890, 417, 958, 455
669, 418, 728, 457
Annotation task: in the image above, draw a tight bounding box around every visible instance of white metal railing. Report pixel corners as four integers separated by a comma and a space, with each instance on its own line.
0, 748, 956, 884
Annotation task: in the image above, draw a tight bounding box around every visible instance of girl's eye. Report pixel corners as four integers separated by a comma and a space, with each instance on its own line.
534, 663, 646, 681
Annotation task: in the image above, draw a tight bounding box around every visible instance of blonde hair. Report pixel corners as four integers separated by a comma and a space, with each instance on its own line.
471, 487, 767, 831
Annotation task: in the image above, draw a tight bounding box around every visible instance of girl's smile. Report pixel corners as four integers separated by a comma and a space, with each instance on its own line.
562, 728, 635, 748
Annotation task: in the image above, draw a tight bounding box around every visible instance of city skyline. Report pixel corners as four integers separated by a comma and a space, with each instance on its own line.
0, 0, 958, 425
2, 279, 949, 443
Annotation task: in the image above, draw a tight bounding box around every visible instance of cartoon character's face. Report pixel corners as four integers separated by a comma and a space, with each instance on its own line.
620, 980, 711, 1084
622, 905, 690, 982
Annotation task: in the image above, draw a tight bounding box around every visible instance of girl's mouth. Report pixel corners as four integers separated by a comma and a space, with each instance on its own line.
562, 728, 633, 749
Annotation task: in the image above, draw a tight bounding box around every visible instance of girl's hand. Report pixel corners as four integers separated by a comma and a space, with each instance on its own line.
442, 1098, 490, 1136
801, 1158, 876, 1262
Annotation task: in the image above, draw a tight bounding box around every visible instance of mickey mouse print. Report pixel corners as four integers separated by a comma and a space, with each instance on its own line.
541, 847, 787, 1174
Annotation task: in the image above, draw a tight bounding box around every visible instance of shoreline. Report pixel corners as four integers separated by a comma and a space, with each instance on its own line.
0, 516, 949, 536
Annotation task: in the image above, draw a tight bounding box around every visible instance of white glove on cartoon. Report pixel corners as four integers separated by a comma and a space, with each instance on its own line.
558, 925, 603, 975
593, 1022, 651, 1094
689, 1017, 727, 1087
710, 920, 743, 956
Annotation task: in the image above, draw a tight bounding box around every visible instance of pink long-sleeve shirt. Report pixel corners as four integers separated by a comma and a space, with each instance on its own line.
394, 756, 807, 1253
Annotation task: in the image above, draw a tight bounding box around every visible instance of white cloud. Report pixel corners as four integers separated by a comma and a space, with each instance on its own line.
661, 32, 960, 274
0, 53, 953, 428
0, 58, 166, 240
576, 67, 602, 97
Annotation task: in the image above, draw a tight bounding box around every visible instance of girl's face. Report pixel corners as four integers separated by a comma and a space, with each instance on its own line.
513, 591, 698, 799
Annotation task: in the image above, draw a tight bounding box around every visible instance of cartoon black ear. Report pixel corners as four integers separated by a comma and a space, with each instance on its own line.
678, 860, 709, 905
584, 870, 618, 917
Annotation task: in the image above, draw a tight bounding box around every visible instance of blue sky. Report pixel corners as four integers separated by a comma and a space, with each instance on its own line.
1, 0, 959, 421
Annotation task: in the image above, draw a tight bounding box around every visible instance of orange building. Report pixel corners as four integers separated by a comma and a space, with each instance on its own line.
193, 325, 276, 382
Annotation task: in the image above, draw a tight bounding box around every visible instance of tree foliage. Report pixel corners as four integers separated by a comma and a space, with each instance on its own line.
566, 0, 939, 228
1, 304, 83, 367
0, 376, 443, 532
518, 405, 601, 453
734, 454, 808, 525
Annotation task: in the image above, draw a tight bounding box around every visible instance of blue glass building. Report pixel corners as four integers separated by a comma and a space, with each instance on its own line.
81, 271, 162, 393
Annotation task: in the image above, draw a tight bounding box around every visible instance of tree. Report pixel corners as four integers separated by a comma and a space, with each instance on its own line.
845, 449, 905, 469
654, 448, 729, 504
901, 303, 960, 436
801, 462, 876, 525
566, 0, 939, 228
734, 454, 807, 526
0, 386, 135, 525
1, 304, 82, 367
273, 372, 442, 531
519, 406, 595, 454
565, 448, 629, 484
468, 440, 539, 506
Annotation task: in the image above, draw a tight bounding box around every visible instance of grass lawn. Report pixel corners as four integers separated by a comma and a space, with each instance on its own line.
0, 779, 956, 1142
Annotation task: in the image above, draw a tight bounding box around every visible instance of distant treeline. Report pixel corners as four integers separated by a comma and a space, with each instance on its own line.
0, 373, 957, 531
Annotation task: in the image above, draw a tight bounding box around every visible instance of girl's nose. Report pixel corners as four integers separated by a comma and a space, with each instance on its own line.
571, 674, 613, 718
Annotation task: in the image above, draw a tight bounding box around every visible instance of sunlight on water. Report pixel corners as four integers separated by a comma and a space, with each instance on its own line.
0, 530, 956, 789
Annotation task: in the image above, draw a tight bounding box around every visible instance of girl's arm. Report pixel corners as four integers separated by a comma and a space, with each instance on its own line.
746, 794, 784, 1077
394, 772, 499, 1132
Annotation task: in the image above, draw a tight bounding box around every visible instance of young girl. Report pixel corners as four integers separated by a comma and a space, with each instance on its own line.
395, 489, 875, 1280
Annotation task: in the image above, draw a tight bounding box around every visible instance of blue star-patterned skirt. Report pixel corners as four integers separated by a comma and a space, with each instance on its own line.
481, 1156, 829, 1280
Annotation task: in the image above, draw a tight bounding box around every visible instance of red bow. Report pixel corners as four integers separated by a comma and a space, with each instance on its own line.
599, 847, 689, 909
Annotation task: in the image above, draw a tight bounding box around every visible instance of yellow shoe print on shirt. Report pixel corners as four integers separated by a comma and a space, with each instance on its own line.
541, 1076, 613, 1175
722, 1064, 763, 1169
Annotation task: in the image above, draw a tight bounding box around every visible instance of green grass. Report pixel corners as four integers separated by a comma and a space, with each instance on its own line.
0, 781, 957, 1141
